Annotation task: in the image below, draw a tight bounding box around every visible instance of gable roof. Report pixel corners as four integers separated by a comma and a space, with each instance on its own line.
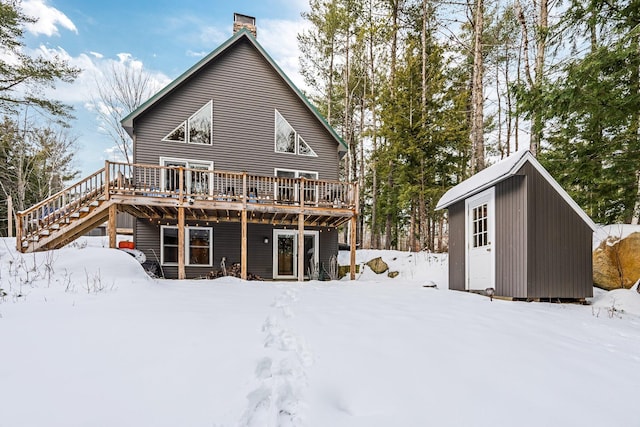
120, 28, 347, 153
435, 149, 597, 231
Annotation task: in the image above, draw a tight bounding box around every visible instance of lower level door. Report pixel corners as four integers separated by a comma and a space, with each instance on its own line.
273, 230, 319, 279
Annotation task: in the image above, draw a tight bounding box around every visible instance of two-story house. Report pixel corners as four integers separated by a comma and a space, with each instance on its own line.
16, 14, 358, 281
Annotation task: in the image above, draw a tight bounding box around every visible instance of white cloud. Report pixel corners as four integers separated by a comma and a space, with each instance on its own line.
31, 45, 170, 105
34, 49, 172, 174
186, 50, 207, 58
198, 26, 228, 46
259, 18, 311, 91
21, 0, 77, 37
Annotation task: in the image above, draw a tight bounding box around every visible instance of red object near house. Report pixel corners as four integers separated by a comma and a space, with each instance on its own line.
118, 241, 135, 249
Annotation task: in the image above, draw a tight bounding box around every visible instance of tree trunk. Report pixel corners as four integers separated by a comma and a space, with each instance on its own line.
385, 159, 394, 250
471, 0, 485, 172
530, 0, 548, 156
328, 41, 334, 125
370, 3, 379, 249
496, 54, 503, 159
385, 0, 401, 250
505, 44, 513, 156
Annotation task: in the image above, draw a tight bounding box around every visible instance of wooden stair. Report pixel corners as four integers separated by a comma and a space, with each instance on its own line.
16, 168, 111, 253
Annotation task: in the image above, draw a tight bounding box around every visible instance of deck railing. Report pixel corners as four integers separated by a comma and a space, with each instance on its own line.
106, 161, 357, 209
17, 161, 357, 251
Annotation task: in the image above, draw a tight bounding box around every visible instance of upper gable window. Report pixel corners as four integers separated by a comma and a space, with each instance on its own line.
274, 110, 317, 157
163, 101, 212, 145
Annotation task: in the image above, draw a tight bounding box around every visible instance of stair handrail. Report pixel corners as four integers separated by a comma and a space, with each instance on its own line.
16, 167, 106, 250
16, 167, 106, 217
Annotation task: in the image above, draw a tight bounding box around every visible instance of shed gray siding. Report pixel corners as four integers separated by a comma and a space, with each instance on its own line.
135, 218, 337, 280
494, 175, 528, 298
132, 37, 340, 180
448, 201, 465, 291
520, 163, 593, 298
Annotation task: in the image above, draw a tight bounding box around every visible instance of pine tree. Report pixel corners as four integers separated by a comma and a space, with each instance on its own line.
534, 0, 640, 223
0, 1, 79, 118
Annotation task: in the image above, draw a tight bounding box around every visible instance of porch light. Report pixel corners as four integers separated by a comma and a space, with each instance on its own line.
263, 237, 269, 244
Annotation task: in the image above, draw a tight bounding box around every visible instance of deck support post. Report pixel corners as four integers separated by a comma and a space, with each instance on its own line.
241, 173, 248, 280
108, 204, 117, 249
15, 211, 22, 252
178, 206, 185, 279
350, 215, 357, 280
241, 209, 247, 280
298, 212, 304, 282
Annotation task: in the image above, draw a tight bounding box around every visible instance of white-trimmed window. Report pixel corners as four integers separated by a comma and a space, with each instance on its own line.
163, 101, 213, 145
160, 157, 213, 196
161, 226, 213, 266
275, 169, 318, 203
472, 203, 489, 248
274, 110, 317, 157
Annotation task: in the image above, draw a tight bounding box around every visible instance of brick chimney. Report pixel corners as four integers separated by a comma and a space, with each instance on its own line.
233, 13, 257, 38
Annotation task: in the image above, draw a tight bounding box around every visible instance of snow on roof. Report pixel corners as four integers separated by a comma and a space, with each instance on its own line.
436, 149, 529, 210
436, 149, 597, 231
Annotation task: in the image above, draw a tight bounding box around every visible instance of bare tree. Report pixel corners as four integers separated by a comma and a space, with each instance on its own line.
0, 112, 77, 215
92, 60, 159, 164
31, 125, 78, 199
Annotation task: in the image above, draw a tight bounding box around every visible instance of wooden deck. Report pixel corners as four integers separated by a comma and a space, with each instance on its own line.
16, 161, 359, 280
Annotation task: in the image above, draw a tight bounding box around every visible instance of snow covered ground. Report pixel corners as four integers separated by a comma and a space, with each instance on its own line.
593, 223, 640, 249
1, 237, 639, 427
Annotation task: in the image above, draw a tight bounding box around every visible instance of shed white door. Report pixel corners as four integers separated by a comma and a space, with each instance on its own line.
465, 188, 495, 290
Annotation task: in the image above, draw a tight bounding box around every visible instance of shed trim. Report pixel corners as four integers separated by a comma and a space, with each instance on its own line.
436, 150, 597, 232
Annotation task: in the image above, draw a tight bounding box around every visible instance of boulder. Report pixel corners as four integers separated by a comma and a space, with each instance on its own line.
366, 257, 389, 274
338, 264, 360, 279
593, 232, 640, 290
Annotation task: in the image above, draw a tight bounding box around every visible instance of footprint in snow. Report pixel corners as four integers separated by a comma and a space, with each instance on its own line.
241, 287, 311, 427
241, 386, 272, 427
255, 357, 273, 380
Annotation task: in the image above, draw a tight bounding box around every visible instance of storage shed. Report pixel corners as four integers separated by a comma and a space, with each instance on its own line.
436, 150, 597, 300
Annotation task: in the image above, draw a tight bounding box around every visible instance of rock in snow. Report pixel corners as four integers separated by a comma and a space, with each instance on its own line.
593, 231, 640, 290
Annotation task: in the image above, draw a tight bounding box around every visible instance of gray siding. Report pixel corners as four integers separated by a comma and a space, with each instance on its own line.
117, 212, 134, 229
448, 201, 465, 291
136, 218, 338, 280
133, 37, 340, 180
520, 163, 593, 298
495, 176, 527, 298
130, 36, 343, 279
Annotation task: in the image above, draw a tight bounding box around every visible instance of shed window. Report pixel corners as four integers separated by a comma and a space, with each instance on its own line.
472, 203, 488, 248
161, 226, 213, 266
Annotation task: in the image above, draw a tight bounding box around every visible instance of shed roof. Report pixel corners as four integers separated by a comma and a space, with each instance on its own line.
435, 149, 597, 231
120, 28, 347, 153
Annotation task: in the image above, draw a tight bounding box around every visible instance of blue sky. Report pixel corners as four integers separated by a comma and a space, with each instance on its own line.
20, 0, 311, 176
